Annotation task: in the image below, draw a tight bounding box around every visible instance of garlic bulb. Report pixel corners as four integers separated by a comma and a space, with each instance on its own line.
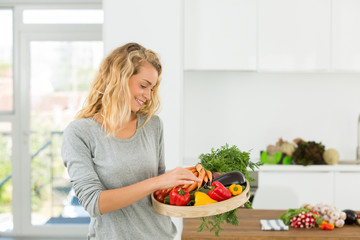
331, 211, 340, 220
340, 211, 346, 220
335, 219, 345, 228
304, 203, 346, 228
322, 215, 330, 222
320, 206, 329, 215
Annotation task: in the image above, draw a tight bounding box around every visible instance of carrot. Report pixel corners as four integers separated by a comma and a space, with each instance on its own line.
195, 163, 202, 173
182, 184, 191, 189
166, 187, 174, 193
197, 169, 206, 189
187, 182, 198, 192
191, 168, 197, 173
193, 171, 199, 177
203, 174, 208, 183
206, 170, 212, 184
185, 166, 195, 170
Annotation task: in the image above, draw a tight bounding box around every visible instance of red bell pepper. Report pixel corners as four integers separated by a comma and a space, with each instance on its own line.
169, 186, 190, 206
320, 221, 334, 230
208, 181, 232, 202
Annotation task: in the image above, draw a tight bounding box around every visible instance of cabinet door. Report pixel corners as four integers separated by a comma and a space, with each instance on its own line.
258, 0, 331, 71
332, 0, 360, 71
256, 171, 334, 209
184, 0, 256, 70
334, 172, 360, 210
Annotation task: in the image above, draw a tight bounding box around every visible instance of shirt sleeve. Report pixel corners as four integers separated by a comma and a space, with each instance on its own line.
61, 121, 104, 218
157, 117, 166, 175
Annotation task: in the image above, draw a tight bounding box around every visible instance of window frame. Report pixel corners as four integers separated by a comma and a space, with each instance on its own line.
0, 2, 102, 237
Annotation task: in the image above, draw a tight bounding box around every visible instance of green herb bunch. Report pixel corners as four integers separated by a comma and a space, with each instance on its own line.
197, 144, 262, 235
198, 203, 254, 235
199, 143, 263, 181
198, 209, 238, 236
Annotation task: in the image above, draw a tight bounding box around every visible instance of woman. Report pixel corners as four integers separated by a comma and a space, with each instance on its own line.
62, 42, 200, 239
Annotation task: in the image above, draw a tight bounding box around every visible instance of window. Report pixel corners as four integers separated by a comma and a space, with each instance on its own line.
0, 8, 13, 233
0, 2, 103, 237
30, 41, 103, 225
0, 122, 12, 232
23, 9, 103, 24
0, 9, 13, 112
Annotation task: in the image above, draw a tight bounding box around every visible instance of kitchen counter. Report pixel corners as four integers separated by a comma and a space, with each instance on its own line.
258, 164, 360, 172
182, 209, 360, 239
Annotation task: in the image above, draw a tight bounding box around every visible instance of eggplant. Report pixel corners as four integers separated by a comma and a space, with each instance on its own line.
204, 171, 246, 188
343, 209, 358, 225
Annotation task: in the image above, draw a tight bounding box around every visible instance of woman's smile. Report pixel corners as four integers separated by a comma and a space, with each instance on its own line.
135, 97, 145, 106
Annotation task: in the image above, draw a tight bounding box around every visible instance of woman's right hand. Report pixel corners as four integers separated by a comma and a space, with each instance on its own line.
154, 167, 201, 190
98, 167, 201, 214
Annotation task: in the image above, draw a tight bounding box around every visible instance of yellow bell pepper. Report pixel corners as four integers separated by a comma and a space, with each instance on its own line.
229, 184, 242, 196
194, 192, 218, 206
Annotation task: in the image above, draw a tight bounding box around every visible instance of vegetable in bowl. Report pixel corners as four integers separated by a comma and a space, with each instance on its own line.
199, 143, 262, 182
196, 143, 262, 236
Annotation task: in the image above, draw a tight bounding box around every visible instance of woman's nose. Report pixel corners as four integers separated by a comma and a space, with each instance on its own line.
144, 88, 151, 100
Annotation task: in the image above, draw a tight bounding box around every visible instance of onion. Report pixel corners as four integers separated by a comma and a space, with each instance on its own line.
211, 172, 223, 180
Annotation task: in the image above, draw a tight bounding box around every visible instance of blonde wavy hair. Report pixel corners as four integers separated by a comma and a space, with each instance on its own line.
76, 42, 162, 136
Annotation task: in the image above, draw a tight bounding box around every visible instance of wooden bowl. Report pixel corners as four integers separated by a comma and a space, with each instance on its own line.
151, 180, 250, 218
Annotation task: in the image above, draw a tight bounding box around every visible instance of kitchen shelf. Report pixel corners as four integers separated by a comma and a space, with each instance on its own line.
258, 164, 360, 172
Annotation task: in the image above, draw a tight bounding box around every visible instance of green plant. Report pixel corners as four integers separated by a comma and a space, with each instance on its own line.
199, 143, 262, 182
198, 209, 239, 236
196, 144, 262, 235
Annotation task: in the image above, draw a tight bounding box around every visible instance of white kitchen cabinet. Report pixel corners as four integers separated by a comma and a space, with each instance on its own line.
334, 172, 360, 210
254, 165, 360, 210
255, 170, 333, 209
332, 0, 360, 71
258, 0, 331, 71
184, 0, 256, 70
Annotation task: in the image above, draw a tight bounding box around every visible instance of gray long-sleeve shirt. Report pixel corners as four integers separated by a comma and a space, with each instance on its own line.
62, 114, 177, 240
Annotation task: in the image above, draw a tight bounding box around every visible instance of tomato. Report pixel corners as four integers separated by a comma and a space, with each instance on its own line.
154, 189, 169, 203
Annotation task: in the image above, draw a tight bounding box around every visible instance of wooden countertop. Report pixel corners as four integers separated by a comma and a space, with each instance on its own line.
182, 209, 360, 240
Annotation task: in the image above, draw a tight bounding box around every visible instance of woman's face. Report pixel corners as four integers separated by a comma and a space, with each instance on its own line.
128, 62, 158, 114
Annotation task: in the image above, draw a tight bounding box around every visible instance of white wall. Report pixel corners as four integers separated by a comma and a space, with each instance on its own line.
183, 71, 360, 164
103, 0, 183, 171
103, 0, 360, 173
